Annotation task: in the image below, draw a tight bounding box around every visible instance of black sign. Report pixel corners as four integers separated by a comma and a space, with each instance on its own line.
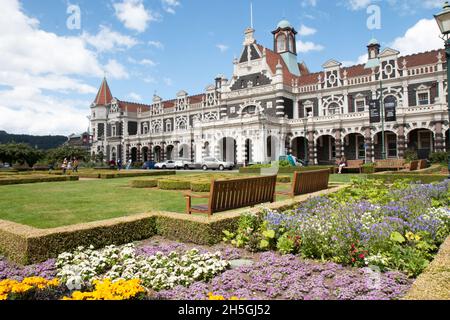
384, 101, 397, 122
369, 100, 381, 123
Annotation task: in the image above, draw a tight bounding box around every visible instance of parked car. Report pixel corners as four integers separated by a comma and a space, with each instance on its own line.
201, 157, 234, 171
142, 161, 156, 170
154, 160, 177, 169
175, 159, 194, 170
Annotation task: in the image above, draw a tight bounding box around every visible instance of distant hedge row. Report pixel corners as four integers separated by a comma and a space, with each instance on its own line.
50, 170, 176, 179
239, 166, 334, 174
0, 175, 79, 186
367, 174, 448, 184
130, 175, 293, 192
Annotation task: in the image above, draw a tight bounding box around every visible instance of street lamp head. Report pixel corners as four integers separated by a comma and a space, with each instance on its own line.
434, 1, 450, 36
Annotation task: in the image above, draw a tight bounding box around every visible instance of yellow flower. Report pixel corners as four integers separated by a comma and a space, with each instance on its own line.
62, 279, 145, 301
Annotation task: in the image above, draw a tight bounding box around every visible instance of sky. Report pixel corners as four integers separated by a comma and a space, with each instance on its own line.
0, 0, 447, 136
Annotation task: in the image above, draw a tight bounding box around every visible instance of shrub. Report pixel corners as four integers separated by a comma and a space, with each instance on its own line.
0, 175, 78, 186
157, 179, 191, 190
130, 179, 158, 188
277, 176, 291, 183
404, 150, 418, 163
361, 163, 375, 174
190, 181, 211, 192
429, 152, 449, 164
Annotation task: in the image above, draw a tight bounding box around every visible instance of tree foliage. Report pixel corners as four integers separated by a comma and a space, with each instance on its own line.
0, 143, 44, 166
46, 145, 89, 164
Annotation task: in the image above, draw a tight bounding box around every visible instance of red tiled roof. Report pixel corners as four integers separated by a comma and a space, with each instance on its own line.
257, 44, 298, 85
399, 49, 445, 68
118, 100, 151, 112
160, 93, 205, 109
94, 78, 113, 105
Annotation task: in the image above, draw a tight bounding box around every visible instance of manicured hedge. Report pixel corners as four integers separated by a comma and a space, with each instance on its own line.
239, 166, 334, 174
0, 212, 241, 264
277, 176, 291, 183
130, 179, 158, 188
190, 181, 211, 192
157, 179, 191, 190
154, 214, 240, 246
367, 174, 448, 184
0, 175, 79, 186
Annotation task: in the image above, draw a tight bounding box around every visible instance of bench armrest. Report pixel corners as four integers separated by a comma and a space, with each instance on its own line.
183, 192, 210, 199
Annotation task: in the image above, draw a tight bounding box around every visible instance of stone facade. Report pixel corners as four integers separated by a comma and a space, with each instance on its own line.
89, 20, 450, 166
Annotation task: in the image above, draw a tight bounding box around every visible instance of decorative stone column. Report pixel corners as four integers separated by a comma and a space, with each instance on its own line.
364, 127, 373, 162
148, 143, 153, 162
334, 129, 343, 159
308, 131, 316, 165
137, 144, 142, 162
126, 144, 130, 161
161, 142, 166, 161
191, 140, 195, 163
397, 124, 406, 159
276, 98, 285, 118
434, 121, 444, 152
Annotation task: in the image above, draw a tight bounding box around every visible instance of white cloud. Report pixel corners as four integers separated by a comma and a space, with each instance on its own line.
0, 87, 90, 135
143, 76, 156, 84
216, 44, 229, 53
128, 92, 142, 101
113, 0, 159, 33
298, 24, 317, 36
301, 0, 318, 7
82, 25, 138, 53
162, 0, 181, 14
342, 54, 369, 67
164, 77, 173, 86
128, 57, 157, 66
297, 40, 324, 53
148, 40, 164, 49
390, 18, 442, 55
345, 0, 372, 10
105, 60, 129, 79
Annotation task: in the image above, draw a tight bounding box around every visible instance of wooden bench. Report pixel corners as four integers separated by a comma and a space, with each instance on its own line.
276, 169, 330, 198
374, 159, 406, 171
418, 160, 428, 170
184, 175, 277, 216
409, 160, 419, 171
334, 160, 364, 173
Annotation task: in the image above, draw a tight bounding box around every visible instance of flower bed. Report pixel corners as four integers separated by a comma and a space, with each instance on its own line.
223, 179, 450, 277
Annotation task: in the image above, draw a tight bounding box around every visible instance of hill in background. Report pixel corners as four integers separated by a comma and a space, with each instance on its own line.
0, 131, 67, 150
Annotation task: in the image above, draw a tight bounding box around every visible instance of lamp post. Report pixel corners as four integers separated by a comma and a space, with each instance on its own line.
434, 1, 450, 178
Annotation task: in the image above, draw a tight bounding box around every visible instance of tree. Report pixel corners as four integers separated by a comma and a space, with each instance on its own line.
0, 143, 44, 167
46, 145, 89, 164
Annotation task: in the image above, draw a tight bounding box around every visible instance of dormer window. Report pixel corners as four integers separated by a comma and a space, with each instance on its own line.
277, 34, 286, 52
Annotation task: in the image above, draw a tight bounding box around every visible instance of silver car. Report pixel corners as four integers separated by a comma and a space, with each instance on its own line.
154, 160, 177, 169
175, 159, 194, 170
201, 157, 234, 171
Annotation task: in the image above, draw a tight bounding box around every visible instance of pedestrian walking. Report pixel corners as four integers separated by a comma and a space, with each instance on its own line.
62, 158, 68, 175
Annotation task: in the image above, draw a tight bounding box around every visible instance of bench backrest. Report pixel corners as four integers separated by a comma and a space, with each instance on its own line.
209, 175, 277, 213
409, 160, 419, 171
418, 160, 428, 170
291, 169, 330, 196
347, 160, 364, 167
375, 159, 405, 167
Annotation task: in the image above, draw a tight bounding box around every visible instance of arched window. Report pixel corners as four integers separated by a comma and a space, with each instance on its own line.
288, 35, 294, 52
328, 103, 341, 115
277, 34, 286, 52
242, 105, 256, 116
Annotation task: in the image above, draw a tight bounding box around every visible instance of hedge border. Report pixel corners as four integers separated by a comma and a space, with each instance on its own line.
0, 175, 79, 186
239, 166, 334, 174
0, 186, 345, 265
403, 235, 450, 300
367, 174, 448, 184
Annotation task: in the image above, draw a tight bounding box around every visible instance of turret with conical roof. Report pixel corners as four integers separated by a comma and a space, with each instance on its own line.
93, 78, 113, 106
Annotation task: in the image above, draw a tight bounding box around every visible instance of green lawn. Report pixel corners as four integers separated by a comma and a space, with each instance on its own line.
0, 172, 365, 229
